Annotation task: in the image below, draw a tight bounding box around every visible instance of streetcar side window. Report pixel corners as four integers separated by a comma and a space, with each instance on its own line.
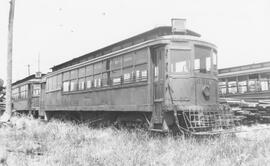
20, 84, 28, 99
86, 76, 93, 89
57, 74, 62, 90
102, 72, 109, 87
78, 67, 85, 90
238, 75, 248, 93
227, 77, 237, 94
248, 74, 259, 92
218, 78, 227, 95
135, 64, 147, 81
123, 53, 133, 67
134, 49, 148, 82
260, 73, 270, 91
12, 88, 19, 100
93, 74, 102, 88
63, 81, 70, 92
86, 65, 93, 76
123, 67, 133, 83
63, 71, 70, 92
111, 56, 122, 70
135, 49, 147, 65
32, 84, 41, 96
78, 78, 85, 90
111, 69, 122, 85
123, 53, 134, 84
170, 49, 190, 73
94, 62, 102, 75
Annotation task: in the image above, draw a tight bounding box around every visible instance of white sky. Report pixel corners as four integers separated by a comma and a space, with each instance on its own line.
0, 0, 270, 83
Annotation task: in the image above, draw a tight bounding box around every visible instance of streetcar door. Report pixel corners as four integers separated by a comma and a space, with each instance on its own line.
151, 46, 165, 125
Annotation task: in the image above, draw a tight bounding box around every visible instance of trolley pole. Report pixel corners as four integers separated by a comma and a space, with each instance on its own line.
1, 0, 15, 122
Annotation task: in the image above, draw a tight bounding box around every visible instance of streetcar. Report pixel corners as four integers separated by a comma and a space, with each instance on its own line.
43, 19, 234, 134
11, 72, 44, 118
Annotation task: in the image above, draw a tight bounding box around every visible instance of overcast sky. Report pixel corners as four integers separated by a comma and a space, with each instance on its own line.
0, 0, 270, 83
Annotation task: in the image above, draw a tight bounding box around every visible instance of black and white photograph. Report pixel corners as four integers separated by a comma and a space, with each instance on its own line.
0, 0, 270, 165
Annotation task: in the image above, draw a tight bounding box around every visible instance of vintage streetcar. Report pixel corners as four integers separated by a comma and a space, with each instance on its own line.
13, 19, 235, 134
11, 72, 44, 118
218, 62, 270, 124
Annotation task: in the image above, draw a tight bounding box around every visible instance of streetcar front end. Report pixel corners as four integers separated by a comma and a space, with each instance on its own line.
163, 38, 235, 134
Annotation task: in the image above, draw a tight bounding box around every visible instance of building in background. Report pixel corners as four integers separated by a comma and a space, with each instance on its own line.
218, 61, 270, 102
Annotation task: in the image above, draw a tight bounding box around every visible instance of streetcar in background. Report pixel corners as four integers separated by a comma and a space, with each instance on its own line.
218, 62, 270, 124
218, 61, 270, 102
11, 72, 45, 118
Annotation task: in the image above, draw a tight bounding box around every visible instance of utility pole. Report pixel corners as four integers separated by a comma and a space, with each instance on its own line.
1, 0, 15, 122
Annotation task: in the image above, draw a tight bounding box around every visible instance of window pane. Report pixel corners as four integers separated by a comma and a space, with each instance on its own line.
70, 70, 78, 79
63, 81, 70, 92
63, 71, 70, 81
135, 49, 147, 65
111, 70, 122, 85
78, 78, 85, 90
261, 81, 269, 91
123, 53, 133, 67
228, 77, 237, 94
32, 84, 41, 96
94, 74, 102, 87
86, 65, 93, 76
57, 74, 62, 89
238, 75, 247, 93
103, 60, 110, 71
102, 72, 109, 86
52, 76, 57, 90
86, 76, 93, 89
79, 67, 86, 78
260, 73, 269, 91
194, 45, 211, 74
70, 79, 78, 91
248, 74, 259, 92
218, 78, 227, 94
170, 49, 190, 73
111, 56, 122, 70
94, 63, 102, 74
135, 64, 148, 81
123, 67, 133, 83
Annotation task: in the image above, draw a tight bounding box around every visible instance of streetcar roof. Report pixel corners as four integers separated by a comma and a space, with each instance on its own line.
51, 26, 201, 72
12, 74, 45, 87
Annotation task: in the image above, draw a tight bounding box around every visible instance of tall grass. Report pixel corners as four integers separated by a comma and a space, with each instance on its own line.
0, 116, 270, 166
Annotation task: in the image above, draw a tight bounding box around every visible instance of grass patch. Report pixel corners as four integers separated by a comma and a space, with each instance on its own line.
0, 116, 270, 166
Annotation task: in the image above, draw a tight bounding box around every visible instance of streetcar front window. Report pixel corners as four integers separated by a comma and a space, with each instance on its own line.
194, 45, 211, 74
170, 49, 190, 73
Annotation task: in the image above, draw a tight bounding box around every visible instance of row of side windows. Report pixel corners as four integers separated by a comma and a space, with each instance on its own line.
12, 84, 41, 100
12, 84, 28, 100
46, 48, 148, 92
219, 72, 270, 95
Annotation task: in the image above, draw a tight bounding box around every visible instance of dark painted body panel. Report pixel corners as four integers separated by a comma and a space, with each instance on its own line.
45, 83, 152, 112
